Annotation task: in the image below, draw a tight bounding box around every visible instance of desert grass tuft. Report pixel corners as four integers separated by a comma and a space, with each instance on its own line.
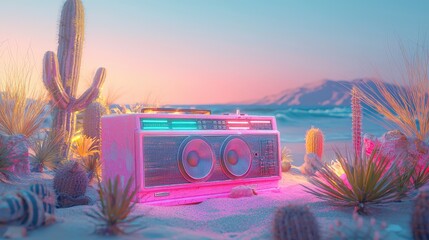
0, 50, 49, 138
357, 45, 429, 142
30, 129, 65, 172
412, 161, 429, 189
0, 141, 12, 182
303, 148, 409, 214
86, 176, 143, 235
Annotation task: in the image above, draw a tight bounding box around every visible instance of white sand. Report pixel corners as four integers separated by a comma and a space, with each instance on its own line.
0, 165, 414, 240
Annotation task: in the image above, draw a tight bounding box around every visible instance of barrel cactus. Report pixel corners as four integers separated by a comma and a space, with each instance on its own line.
53, 161, 90, 208
43, 0, 106, 159
412, 191, 429, 239
305, 127, 324, 159
273, 205, 320, 240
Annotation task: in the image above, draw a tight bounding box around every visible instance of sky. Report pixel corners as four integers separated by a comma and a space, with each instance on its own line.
1, 0, 428, 105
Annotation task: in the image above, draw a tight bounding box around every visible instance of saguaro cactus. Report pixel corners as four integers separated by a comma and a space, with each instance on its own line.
43, 0, 106, 158
351, 86, 362, 155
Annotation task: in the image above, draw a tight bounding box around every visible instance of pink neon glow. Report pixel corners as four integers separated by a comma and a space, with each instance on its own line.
228, 127, 250, 130
227, 121, 249, 125
250, 120, 271, 124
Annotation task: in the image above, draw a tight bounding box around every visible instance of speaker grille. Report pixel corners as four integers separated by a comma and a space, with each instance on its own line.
143, 135, 279, 188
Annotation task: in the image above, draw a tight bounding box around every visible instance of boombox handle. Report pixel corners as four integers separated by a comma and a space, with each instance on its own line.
141, 108, 211, 115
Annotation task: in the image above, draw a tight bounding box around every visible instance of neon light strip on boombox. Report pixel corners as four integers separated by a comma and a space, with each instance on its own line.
101, 113, 281, 205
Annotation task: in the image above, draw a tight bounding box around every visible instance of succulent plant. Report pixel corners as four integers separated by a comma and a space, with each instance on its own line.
86, 175, 142, 236
53, 160, 90, 208
305, 127, 324, 159
412, 191, 429, 239
281, 146, 293, 172
42, 0, 106, 159
30, 129, 64, 172
351, 86, 362, 155
273, 205, 320, 240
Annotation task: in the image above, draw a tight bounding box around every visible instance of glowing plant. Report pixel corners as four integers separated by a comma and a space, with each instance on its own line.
351, 86, 362, 154
43, 0, 106, 159
0, 142, 12, 182
303, 148, 408, 214
86, 176, 142, 236
72, 135, 99, 160
30, 129, 65, 172
357, 46, 429, 142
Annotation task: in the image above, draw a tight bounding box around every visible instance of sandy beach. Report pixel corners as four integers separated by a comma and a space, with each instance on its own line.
0, 141, 414, 240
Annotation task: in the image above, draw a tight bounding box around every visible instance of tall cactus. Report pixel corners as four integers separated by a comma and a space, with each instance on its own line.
43, 0, 106, 159
351, 86, 362, 155
305, 127, 324, 159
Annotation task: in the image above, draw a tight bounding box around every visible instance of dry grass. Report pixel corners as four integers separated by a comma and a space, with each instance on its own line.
357, 45, 429, 142
0, 50, 49, 138
303, 148, 409, 214
30, 129, 65, 172
86, 176, 142, 235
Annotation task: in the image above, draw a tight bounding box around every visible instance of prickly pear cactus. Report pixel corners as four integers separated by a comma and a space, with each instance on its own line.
412, 191, 429, 239
305, 127, 324, 159
53, 161, 90, 208
273, 205, 320, 240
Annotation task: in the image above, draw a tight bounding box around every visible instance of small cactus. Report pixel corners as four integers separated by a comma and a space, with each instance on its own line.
273, 205, 320, 240
83, 99, 109, 140
412, 191, 429, 239
53, 160, 90, 208
305, 127, 324, 159
351, 86, 362, 155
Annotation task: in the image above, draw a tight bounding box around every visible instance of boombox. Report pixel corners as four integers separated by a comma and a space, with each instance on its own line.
101, 110, 281, 205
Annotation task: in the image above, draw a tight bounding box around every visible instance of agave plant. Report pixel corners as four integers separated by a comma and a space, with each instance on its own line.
81, 154, 102, 183
30, 129, 65, 172
412, 161, 429, 189
86, 176, 142, 235
0, 142, 12, 182
303, 148, 409, 214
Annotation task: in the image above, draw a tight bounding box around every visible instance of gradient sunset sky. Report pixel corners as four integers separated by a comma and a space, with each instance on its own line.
1, 0, 428, 105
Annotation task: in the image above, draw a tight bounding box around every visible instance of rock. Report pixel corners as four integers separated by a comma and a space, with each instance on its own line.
300, 153, 323, 175
229, 186, 257, 198
3, 226, 27, 239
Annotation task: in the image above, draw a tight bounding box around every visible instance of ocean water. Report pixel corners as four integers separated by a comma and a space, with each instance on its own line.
176, 105, 388, 145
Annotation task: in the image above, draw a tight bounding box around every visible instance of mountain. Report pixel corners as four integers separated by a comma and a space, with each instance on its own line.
251, 79, 400, 107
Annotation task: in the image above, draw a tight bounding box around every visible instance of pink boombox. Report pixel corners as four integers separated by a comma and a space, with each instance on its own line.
101, 109, 281, 205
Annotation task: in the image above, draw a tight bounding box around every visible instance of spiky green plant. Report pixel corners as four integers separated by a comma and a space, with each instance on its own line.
30, 129, 65, 172
81, 154, 102, 183
86, 176, 142, 235
303, 148, 408, 214
281, 146, 293, 172
412, 161, 429, 189
0, 142, 12, 182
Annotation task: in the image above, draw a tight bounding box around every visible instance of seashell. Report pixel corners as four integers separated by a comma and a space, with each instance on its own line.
0, 193, 25, 223
16, 190, 45, 229
29, 183, 55, 215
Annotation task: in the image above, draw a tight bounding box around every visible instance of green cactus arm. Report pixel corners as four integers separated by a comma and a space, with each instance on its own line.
72, 67, 106, 111
43, 51, 70, 109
